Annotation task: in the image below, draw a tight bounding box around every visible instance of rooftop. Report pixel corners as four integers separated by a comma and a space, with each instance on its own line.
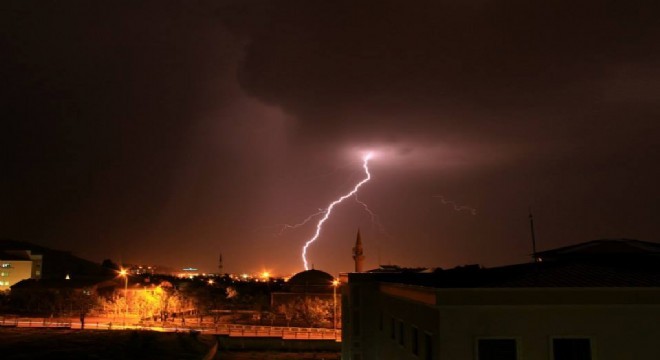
351, 239, 660, 288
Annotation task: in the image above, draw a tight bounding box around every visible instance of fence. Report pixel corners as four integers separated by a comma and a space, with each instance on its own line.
0, 316, 342, 341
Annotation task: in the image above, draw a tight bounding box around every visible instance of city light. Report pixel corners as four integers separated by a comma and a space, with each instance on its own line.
332, 278, 340, 334
118, 268, 128, 325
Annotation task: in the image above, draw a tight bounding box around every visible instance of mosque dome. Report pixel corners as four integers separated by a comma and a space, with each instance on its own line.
287, 269, 335, 293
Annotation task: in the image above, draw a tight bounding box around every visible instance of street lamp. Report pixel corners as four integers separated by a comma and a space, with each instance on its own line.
119, 269, 128, 326
332, 279, 340, 337
261, 271, 270, 281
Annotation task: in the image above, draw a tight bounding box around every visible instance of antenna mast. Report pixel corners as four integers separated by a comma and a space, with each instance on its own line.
529, 208, 538, 262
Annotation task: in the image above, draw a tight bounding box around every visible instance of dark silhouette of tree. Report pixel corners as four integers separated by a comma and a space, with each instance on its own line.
278, 297, 331, 328
101, 259, 120, 270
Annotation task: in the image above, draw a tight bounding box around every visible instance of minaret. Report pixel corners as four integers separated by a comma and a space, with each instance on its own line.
352, 229, 365, 272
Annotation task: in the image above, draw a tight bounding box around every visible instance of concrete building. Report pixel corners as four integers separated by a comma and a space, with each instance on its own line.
341, 239, 660, 360
0, 250, 43, 291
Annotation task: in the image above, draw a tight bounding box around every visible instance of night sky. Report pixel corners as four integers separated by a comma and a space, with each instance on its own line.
2, 0, 659, 276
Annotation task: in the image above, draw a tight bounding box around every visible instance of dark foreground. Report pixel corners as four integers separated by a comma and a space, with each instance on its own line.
217, 352, 339, 359
0, 328, 212, 359
0, 328, 340, 359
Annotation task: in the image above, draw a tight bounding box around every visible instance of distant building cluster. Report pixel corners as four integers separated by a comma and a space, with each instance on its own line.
126, 264, 158, 275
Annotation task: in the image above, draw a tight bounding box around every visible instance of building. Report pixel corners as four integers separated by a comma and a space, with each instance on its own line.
0, 250, 43, 291
271, 269, 337, 308
177, 267, 200, 278
126, 264, 158, 275
341, 239, 660, 360
1, 239, 116, 282
271, 268, 341, 328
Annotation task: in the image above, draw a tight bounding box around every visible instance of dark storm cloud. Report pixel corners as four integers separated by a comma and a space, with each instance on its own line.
1, 1, 237, 248
217, 0, 660, 271
1, 0, 659, 274
225, 0, 659, 147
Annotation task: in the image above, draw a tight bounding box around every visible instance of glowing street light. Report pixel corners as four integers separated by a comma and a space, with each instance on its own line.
332, 279, 340, 337
119, 269, 128, 326
261, 271, 271, 281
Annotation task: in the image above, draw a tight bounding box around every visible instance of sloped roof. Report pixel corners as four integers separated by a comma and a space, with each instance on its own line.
536, 239, 660, 258
11, 277, 117, 290
0, 239, 115, 279
352, 259, 660, 289
351, 240, 660, 289
0, 250, 32, 261
479, 260, 660, 287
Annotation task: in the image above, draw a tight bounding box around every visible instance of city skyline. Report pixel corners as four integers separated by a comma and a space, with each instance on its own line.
2, 1, 659, 275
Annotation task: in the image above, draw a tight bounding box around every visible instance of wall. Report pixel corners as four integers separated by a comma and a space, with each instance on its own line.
216, 336, 341, 351
344, 282, 660, 360
0, 260, 33, 291
436, 288, 660, 360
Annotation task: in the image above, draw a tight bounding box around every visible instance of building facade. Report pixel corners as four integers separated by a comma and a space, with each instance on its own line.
0, 250, 42, 291
341, 239, 660, 360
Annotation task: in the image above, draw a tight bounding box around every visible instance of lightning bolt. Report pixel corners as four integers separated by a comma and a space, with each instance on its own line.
301, 152, 374, 270
276, 208, 327, 235
433, 195, 477, 215
354, 194, 390, 238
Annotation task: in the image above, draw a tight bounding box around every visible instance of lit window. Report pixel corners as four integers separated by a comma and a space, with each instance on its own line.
478, 339, 517, 360
553, 338, 591, 360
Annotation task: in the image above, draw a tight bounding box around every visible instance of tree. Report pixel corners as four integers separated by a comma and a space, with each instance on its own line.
70, 288, 99, 329
101, 259, 119, 271
278, 297, 332, 328
277, 303, 296, 327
